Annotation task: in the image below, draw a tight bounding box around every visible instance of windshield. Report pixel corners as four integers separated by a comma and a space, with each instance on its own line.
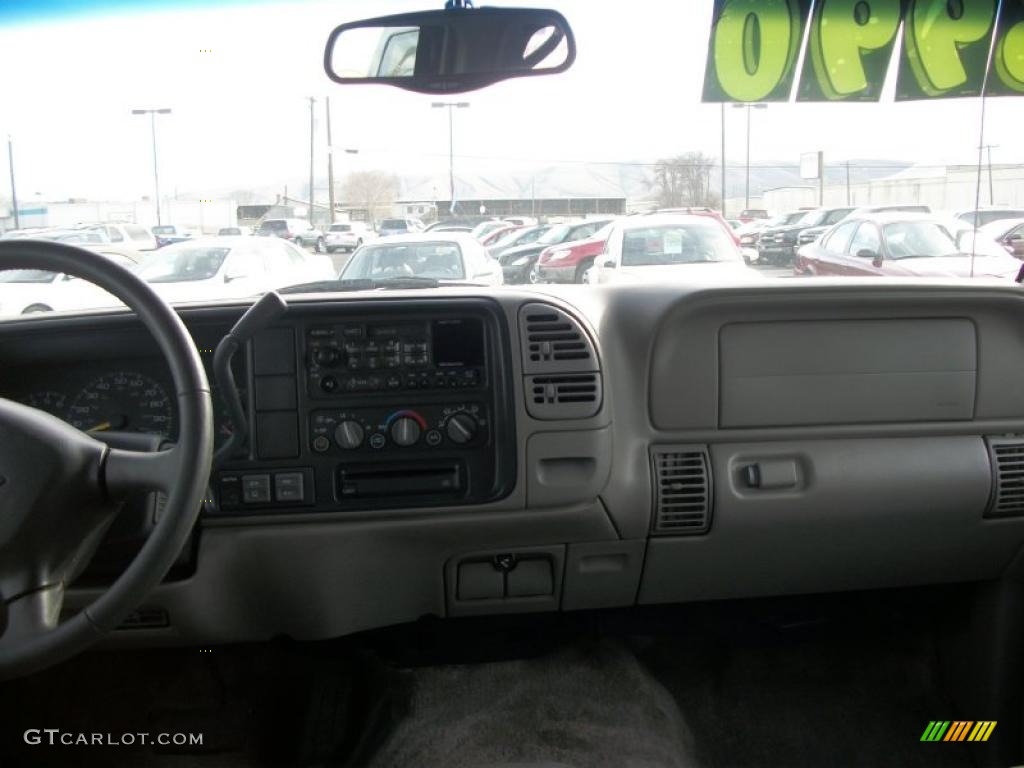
342, 242, 465, 280
621, 223, 740, 266
135, 245, 230, 282
883, 222, 958, 259
0, 269, 58, 283
0, 0, 1022, 318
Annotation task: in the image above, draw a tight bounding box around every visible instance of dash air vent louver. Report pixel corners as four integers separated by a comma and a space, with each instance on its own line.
987, 438, 1024, 518
651, 446, 712, 535
519, 302, 601, 419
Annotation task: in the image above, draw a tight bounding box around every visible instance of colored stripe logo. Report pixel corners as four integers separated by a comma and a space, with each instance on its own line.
921, 721, 996, 742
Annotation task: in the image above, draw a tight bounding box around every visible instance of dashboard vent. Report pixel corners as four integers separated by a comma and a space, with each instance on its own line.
987, 438, 1024, 517
526, 373, 601, 420
519, 302, 601, 419
519, 303, 597, 375
651, 446, 712, 535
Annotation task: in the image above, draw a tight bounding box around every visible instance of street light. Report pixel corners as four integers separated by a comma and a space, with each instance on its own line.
732, 102, 767, 210
431, 101, 470, 215
131, 108, 172, 226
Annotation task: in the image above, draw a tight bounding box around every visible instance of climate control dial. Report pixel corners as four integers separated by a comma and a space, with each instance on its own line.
390, 416, 422, 447
445, 413, 478, 444
334, 420, 365, 450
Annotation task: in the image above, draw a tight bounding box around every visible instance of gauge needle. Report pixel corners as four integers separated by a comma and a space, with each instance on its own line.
88, 421, 112, 432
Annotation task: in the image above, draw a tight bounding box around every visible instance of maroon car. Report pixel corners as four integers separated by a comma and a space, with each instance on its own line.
795, 214, 1024, 279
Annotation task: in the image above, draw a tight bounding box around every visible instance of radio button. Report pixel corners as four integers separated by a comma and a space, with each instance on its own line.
319, 375, 339, 393
312, 435, 331, 453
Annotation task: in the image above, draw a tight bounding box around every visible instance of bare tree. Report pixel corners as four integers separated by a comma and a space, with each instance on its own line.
341, 170, 399, 224
653, 152, 718, 209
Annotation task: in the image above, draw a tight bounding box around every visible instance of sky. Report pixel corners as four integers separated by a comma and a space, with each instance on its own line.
0, 0, 1022, 202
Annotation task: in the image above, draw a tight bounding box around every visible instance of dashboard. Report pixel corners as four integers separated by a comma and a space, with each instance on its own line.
2, 280, 1024, 646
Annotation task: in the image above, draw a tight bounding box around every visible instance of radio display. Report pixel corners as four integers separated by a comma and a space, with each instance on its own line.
433, 318, 484, 367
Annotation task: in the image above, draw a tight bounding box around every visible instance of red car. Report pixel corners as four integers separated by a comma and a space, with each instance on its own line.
795, 214, 1024, 279
535, 222, 616, 283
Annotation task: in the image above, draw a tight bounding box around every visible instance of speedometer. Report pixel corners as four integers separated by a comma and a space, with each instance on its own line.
68, 372, 175, 438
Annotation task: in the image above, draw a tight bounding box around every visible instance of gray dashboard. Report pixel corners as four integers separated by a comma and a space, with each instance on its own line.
2, 279, 1024, 644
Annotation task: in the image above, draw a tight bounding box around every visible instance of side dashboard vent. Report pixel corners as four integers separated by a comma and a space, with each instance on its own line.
519, 302, 601, 419
519, 303, 597, 374
987, 438, 1024, 517
651, 446, 712, 535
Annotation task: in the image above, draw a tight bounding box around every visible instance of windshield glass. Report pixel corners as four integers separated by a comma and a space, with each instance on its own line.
135, 245, 230, 282
621, 223, 740, 266
342, 242, 464, 280
883, 222, 958, 259
0, 0, 1022, 319
0, 269, 57, 283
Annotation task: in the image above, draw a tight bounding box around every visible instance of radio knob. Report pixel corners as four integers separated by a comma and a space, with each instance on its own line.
334, 420, 365, 450
314, 347, 342, 368
446, 413, 478, 444
390, 416, 421, 447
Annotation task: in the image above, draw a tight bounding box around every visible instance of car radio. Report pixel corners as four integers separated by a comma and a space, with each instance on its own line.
214, 303, 515, 516
306, 317, 487, 397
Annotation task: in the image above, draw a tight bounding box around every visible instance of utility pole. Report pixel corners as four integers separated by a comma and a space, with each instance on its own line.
720, 103, 726, 216
845, 161, 851, 205
308, 97, 316, 224
7, 135, 19, 230
979, 144, 998, 206
818, 151, 824, 206
431, 101, 470, 216
131, 108, 172, 225
325, 97, 336, 223
732, 103, 766, 210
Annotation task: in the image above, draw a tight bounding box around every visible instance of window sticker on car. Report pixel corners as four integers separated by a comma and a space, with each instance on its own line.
703, 0, 1024, 102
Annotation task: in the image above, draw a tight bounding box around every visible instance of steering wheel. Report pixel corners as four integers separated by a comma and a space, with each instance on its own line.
0, 240, 213, 680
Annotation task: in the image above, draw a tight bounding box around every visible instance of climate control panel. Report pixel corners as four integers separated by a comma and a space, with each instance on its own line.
309, 403, 488, 454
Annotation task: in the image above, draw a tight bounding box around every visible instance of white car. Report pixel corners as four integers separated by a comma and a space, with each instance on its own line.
325, 221, 376, 253
0, 251, 136, 317
134, 236, 334, 303
589, 214, 764, 285
339, 232, 503, 286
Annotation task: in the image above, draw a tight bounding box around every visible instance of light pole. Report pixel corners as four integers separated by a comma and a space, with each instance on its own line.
131, 108, 172, 226
431, 101, 470, 215
328, 146, 359, 216
308, 97, 316, 224
720, 103, 726, 217
7, 135, 19, 230
732, 102, 766, 210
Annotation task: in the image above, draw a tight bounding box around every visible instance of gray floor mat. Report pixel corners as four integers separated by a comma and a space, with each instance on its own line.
368, 639, 697, 768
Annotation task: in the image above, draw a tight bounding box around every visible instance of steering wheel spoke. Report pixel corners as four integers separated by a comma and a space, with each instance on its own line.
1, 584, 65, 646
104, 446, 180, 496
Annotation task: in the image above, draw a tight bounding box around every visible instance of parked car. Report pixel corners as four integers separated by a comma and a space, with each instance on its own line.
487, 225, 550, 259
151, 224, 194, 248
958, 218, 1024, 259
339, 233, 503, 286
536, 221, 616, 284
739, 211, 805, 249
503, 216, 538, 227
795, 213, 1024, 278
738, 208, 769, 222
479, 224, 523, 247
588, 214, 762, 285
377, 217, 425, 237
0, 251, 137, 316
134, 236, 333, 303
472, 220, 511, 241
324, 221, 376, 253
217, 225, 252, 236
655, 207, 739, 244
498, 218, 614, 284
954, 207, 1024, 228
759, 207, 856, 265
77, 221, 158, 253
257, 218, 326, 252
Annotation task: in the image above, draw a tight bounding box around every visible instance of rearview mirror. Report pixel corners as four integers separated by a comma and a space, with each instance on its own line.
597, 255, 616, 269
324, 7, 576, 94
